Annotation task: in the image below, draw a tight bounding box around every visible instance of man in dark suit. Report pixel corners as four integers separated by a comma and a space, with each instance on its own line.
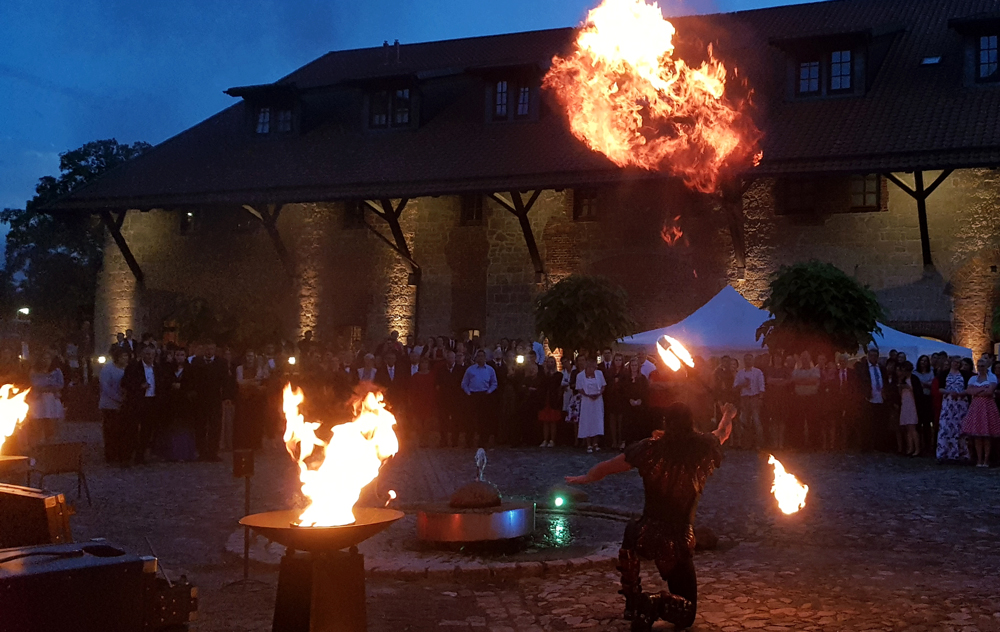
830, 354, 856, 450
436, 350, 466, 447
188, 340, 232, 462
374, 350, 408, 412
122, 344, 167, 464
854, 348, 887, 451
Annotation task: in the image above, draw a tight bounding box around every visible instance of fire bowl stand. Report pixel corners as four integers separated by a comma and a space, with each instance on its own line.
240, 508, 404, 632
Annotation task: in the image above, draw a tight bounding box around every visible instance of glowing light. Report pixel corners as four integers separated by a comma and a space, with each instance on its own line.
516, 355, 525, 364
662, 335, 694, 367
288, 356, 297, 366
543, 0, 761, 193
554, 496, 565, 508
768, 455, 808, 515
655, 336, 693, 372
0, 385, 31, 453
97, 356, 107, 364
283, 385, 399, 527
17, 308, 29, 316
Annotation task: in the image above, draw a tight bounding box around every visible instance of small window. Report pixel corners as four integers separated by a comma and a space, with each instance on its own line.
458, 329, 480, 342
573, 189, 599, 221
849, 174, 880, 210
798, 61, 820, 94
343, 200, 366, 229
494, 81, 508, 119
830, 50, 852, 91
276, 109, 293, 133
780, 178, 816, 214
255, 108, 270, 134
460, 195, 483, 225
921, 56, 942, 65
180, 211, 198, 235
979, 35, 999, 81
516, 86, 531, 117
394, 89, 410, 125
370, 91, 389, 128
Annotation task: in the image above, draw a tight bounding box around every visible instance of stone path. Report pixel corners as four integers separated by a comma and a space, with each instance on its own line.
12, 421, 1000, 631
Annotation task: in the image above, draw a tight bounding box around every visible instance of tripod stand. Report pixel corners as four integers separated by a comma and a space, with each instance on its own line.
223, 450, 269, 591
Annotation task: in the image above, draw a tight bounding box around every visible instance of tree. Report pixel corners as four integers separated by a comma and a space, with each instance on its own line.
1, 139, 150, 330
756, 260, 885, 355
534, 275, 636, 354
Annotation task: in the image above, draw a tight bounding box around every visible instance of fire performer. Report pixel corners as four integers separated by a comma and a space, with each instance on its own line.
565, 400, 737, 631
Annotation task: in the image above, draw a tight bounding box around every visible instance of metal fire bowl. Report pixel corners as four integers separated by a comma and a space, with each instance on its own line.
416, 501, 535, 543
240, 507, 404, 553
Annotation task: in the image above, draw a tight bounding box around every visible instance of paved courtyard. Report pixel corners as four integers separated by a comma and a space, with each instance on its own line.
13, 421, 1000, 631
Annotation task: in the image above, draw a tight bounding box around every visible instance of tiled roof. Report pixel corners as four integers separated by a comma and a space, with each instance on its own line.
50, 0, 1000, 210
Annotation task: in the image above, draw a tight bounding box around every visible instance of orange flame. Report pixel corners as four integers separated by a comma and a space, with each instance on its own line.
544, 0, 761, 193
660, 215, 684, 246
768, 455, 808, 514
282, 384, 399, 527
0, 385, 31, 453
655, 335, 694, 372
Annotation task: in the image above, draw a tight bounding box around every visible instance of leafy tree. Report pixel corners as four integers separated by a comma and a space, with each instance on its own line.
1, 139, 150, 330
534, 275, 636, 354
756, 260, 885, 355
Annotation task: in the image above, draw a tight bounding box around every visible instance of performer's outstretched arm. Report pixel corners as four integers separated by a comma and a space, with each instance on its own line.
713, 402, 738, 445
565, 454, 632, 485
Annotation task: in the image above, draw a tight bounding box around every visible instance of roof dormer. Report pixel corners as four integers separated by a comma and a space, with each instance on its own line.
225, 83, 300, 137
949, 13, 1000, 85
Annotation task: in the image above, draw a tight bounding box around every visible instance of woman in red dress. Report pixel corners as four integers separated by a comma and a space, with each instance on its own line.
407, 357, 438, 448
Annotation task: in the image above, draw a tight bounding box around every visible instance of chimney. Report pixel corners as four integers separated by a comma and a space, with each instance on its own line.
394, 39, 400, 64
383, 40, 389, 64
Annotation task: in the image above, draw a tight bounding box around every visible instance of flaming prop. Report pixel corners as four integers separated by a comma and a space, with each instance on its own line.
768, 455, 808, 515
656, 335, 695, 372
544, 0, 761, 193
283, 384, 398, 527
0, 385, 30, 453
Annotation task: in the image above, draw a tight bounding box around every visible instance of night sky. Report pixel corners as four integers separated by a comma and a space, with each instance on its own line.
0, 0, 809, 212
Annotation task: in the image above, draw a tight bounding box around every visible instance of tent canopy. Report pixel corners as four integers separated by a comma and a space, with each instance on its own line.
618, 285, 972, 359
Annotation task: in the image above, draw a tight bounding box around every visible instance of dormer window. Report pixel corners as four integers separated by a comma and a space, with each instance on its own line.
276, 109, 293, 133
979, 35, 999, 82
370, 88, 412, 128
255, 108, 270, 134
491, 80, 533, 121
798, 61, 820, 94
830, 50, 852, 91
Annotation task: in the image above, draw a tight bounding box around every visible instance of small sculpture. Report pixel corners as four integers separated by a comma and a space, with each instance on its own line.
449, 448, 502, 509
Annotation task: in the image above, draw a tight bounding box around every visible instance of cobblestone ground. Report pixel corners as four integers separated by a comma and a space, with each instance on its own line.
15, 421, 1000, 631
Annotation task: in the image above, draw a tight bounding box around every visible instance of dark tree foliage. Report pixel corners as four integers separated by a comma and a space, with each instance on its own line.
756, 260, 885, 355
1, 139, 150, 330
534, 275, 636, 354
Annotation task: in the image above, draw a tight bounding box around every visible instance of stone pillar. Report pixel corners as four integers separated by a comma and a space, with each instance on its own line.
95, 229, 140, 352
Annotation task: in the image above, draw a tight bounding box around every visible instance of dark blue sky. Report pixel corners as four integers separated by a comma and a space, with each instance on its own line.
0, 0, 808, 211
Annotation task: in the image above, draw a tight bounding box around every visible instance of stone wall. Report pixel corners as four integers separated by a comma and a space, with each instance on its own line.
95, 168, 1000, 354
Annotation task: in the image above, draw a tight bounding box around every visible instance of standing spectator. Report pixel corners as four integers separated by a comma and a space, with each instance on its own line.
713, 356, 737, 423
532, 337, 546, 366
121, 345, 161, 464
884, 358, 901, 453
461, 349, 498, 447
498, 359, 521, 446
298, 331, 315, 357
537, 356, 564, 447
189, 341, 230, 462
124, 329, 138, 357
159, 346, 197, 462
576, 358, 607, 453
936, 356, 970, 463
98, 347, 128, 463
961, 357, 1000, 468
356, 353, 377, 382
604, 353, 627, 450
515, 357, 541, 447
27, 349, 65, 447
599, 348, 614, 376
791, 351, 820, 450
407, 351, 421, 377
621, 357, 650, 445
567, 355, 586, 443
374, 351, 408, 415
633, 351, 656, 378
913, 355, 935, 455
437, 350, 466, 447
733, 353, 765, 450
855, 348, 887, 452
407, 358, 438, 447
828, 355, 853, 450
897, 361, 921, 457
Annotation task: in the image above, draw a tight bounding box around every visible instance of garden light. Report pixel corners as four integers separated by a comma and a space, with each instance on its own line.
97, 356, 107, 364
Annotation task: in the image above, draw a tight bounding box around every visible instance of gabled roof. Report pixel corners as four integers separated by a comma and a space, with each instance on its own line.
49, 0, 1000, 211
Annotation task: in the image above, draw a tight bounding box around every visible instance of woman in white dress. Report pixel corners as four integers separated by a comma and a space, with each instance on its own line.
575, 358, 607, 453
27, 349, 64, 447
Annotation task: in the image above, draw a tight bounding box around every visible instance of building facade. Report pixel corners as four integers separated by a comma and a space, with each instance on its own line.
55, 0, 1000, 353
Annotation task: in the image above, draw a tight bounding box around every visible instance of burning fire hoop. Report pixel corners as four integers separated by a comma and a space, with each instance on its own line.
656, 335, 695, 372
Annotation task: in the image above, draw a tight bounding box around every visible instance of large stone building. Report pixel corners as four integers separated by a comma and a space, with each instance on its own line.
52, 0, 1000, 353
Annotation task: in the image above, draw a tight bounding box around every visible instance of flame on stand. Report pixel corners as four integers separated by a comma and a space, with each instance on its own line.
282, 384, 399, 527
0, 385, 31, 453
656, 335, 695, 372
544, 0, 761, 193
768, 455, 808, 515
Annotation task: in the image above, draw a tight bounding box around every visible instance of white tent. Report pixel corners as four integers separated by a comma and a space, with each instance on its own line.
618, 285, 973, 360
617, 285, 768, 357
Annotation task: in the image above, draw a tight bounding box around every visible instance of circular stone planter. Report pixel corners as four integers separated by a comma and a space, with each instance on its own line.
416, 501, 535, 543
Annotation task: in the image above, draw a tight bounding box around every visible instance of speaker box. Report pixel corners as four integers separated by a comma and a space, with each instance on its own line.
0, 484, 73, 549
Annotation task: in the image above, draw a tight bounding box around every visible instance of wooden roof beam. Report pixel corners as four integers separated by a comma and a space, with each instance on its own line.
242, 204, 294, 276
884, 170, 953, 269
99, 210, 144, 287
488, 190, 545, 282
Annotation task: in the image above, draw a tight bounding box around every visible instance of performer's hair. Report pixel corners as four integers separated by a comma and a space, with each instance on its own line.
652, 402, 694, 439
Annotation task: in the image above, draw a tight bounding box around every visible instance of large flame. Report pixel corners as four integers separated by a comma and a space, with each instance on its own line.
0, 385, 30, 453
768, 455, 808, 515
544, 0, 760, 192
282, 384, 398, 527
656, 335, 694, 372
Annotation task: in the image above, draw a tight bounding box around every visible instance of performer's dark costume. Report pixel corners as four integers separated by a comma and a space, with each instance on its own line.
619, 428, 723, 630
